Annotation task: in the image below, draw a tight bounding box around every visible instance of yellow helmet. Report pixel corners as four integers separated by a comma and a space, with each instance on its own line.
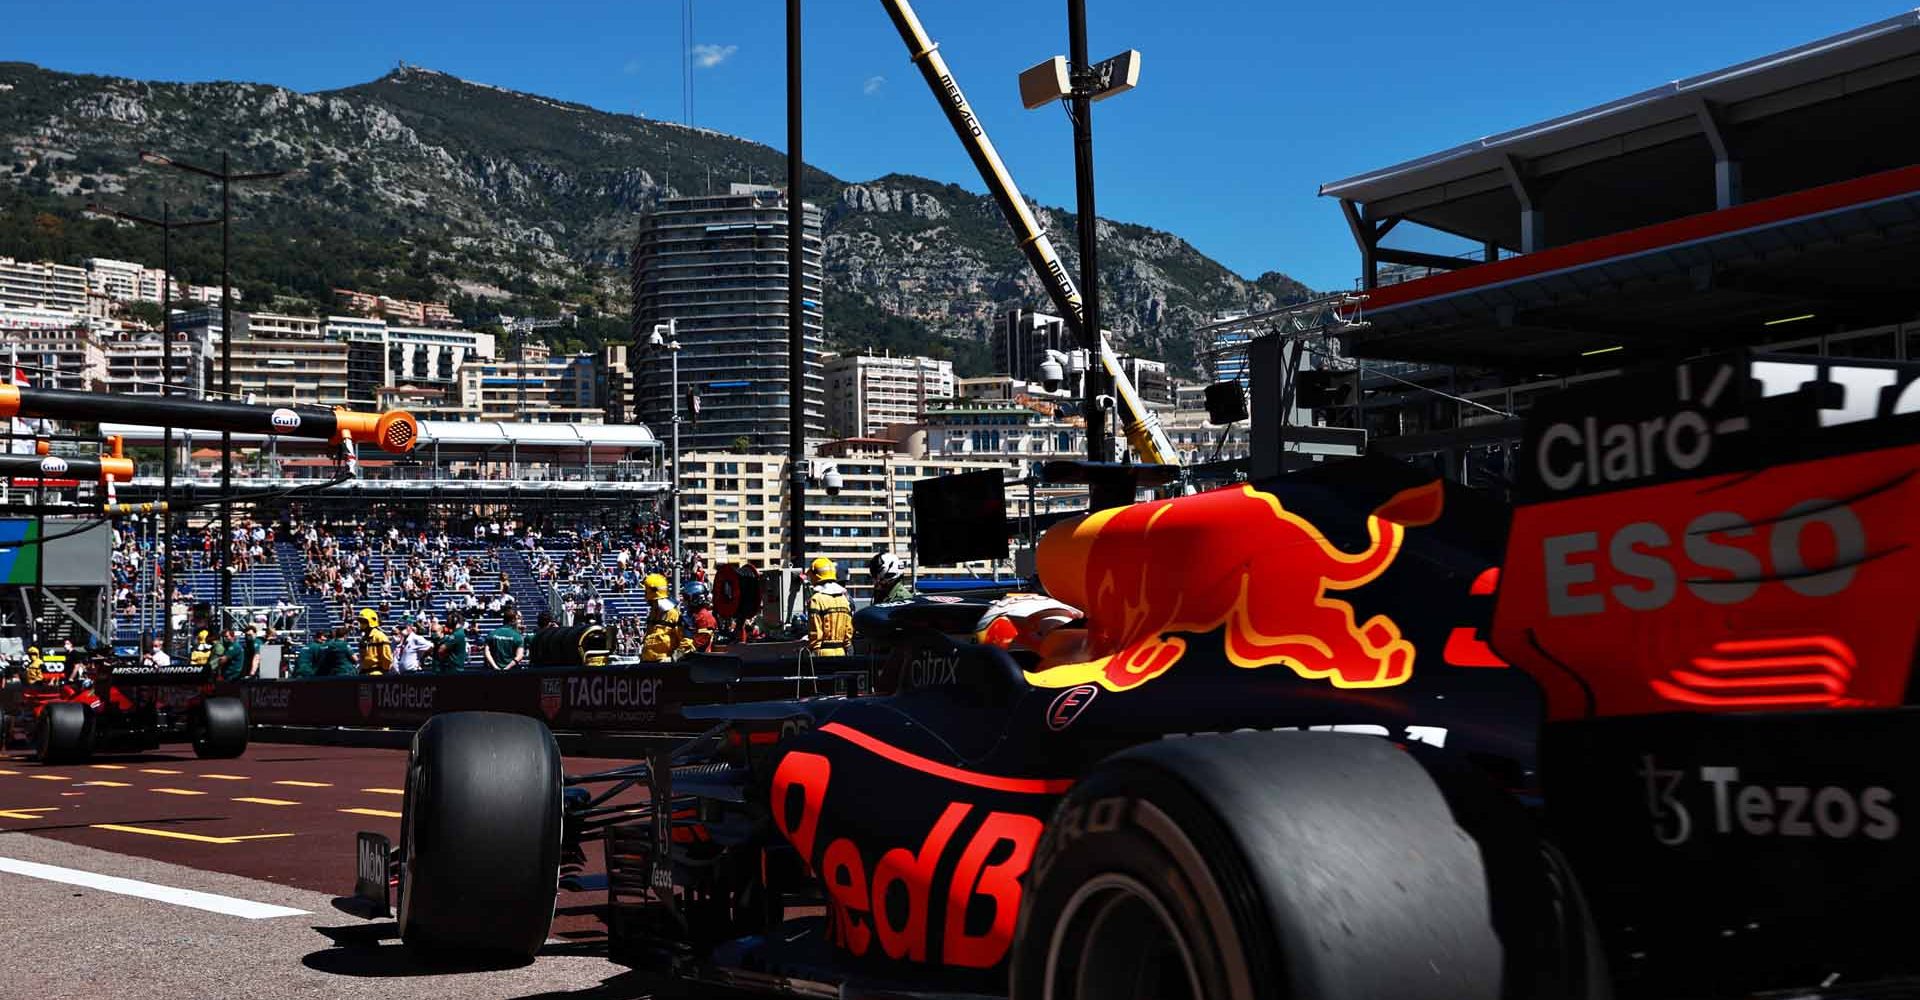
644, 573, 669, 595
27, 646, 39, 656
359, 608, 380, 628
809, 557, 837, 581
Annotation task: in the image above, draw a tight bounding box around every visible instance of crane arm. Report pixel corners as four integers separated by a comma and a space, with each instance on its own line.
0, 385, 419, 454
879, 0, 1180, 466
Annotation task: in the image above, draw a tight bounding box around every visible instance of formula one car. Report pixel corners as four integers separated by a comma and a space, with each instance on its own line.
352, 350, 1918, 999
3, 659, 248, 763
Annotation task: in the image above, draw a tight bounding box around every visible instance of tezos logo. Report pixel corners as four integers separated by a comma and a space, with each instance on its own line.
38, 456, 68, 474
1046, 684, 1098, 731
1639, 755, 1898, 845
270, 408, 302, 430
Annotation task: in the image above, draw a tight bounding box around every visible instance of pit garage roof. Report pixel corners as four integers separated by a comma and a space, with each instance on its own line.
1320, 10, 1920, 252
1351, 163, 1920, 367
99, 420, 660, 451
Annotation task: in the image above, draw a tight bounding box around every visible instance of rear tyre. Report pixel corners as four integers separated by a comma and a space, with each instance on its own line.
35, 702, 94, 764
1011, 731, 1504, 1000
191, 697, 249, 759
398, 711, 562, 964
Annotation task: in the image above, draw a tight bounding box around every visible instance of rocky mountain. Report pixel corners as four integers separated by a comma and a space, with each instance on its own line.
0, 61, 1311, 375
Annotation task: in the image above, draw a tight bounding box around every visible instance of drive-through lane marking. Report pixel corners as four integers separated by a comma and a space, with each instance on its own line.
0, 856, 308, 919
91, 824, 296, 845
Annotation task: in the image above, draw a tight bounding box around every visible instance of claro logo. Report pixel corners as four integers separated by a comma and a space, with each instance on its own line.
1640, 755, 1897, 845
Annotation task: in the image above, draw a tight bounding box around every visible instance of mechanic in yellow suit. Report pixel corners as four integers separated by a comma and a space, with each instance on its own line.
641, 573, 693, 662
22, 647, 44, 685
805, 557, 853, 657
358, 608, 394, 675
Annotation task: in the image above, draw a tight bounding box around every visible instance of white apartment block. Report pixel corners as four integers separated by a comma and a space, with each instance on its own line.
824, 352, 954, 439
228, 337, 352, 407
103, 329, 211, 398
86, 258, 171, 303
0, 257, 88, 313
247, 312, 323, 339
677, 450, 1013, 599
1, 326, 108, 391
388, 326, 497, 387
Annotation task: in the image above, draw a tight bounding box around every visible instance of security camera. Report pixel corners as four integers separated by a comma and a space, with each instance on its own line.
818, 463, 843, 495
1040, 349, 1068, 392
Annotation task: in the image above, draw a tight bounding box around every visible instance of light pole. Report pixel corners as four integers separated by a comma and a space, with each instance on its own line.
139, 151, 290, 617
650, 320, 682, 602
87, 202, 218, 654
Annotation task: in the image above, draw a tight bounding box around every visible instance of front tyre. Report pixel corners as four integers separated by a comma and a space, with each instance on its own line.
1011, 731, 1504, 1000
397, 711, 562, 964
190, 697, 249, 759
36, 702, 94, 764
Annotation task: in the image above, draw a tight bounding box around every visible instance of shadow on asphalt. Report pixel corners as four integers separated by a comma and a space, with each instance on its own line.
506, 969, 692, 1000
6, 816, 228, 835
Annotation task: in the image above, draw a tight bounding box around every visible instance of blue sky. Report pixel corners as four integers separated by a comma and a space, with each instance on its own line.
3, 0, 1907, 291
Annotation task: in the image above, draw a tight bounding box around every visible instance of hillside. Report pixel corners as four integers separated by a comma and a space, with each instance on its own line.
0, 61, 1312, 376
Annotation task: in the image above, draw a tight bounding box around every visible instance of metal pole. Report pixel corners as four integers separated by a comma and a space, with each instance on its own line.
32, 472, 44, 648
785, 0, 808, 576
161, 202, 175, 653
1068, 0, 1110, 463
670, 320, 682, 603
219, 152, 233, 615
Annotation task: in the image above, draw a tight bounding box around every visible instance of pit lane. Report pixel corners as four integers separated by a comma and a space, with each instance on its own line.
0, 741, 728, 1000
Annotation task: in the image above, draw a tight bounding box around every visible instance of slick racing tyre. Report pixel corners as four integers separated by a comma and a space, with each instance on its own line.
190, 697, 249, 759
1010, 731, 1503, 1000
36, 702, 94, 764
398, 711, 563, 964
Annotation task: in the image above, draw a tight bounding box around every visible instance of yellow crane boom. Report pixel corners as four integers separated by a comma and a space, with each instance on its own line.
879, 0, 1180, 466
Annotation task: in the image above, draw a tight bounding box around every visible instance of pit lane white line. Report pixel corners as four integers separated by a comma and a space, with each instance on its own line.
0, 856, 310, 919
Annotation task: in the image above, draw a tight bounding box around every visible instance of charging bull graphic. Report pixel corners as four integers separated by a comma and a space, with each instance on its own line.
1027, 481, 1444, 692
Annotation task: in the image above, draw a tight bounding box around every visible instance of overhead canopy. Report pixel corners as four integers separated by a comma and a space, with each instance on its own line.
1321, 10, 1920, 252
99, 420, 660, 451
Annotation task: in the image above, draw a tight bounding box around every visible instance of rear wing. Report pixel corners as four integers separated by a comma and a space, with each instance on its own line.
1490, 351, 1920, 720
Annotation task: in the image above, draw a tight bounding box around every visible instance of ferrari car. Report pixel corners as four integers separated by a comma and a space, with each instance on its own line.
3, 658, 248, 763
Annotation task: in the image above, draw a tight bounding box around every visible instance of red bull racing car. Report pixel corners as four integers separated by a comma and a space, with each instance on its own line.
351, 350, 1917, 999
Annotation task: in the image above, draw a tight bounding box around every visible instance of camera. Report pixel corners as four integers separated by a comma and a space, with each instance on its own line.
818, 463, 843, 496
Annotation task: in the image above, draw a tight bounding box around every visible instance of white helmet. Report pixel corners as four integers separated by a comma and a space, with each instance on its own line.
870, 551, 906, 582
974, 593, 1084, 650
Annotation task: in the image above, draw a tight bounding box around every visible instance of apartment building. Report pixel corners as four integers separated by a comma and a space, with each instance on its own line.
824, 352, 954, 439
0, 257, 88, 313
103, 328, 211, 398
455, 356, 604, 423
631, 184, 827, 452
677, 450, 1014, 599
86, 257, 172, 303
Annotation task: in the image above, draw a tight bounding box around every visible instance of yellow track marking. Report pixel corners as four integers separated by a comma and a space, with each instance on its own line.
233, 797, 299, 806
30, 775, 69, 782
88, 764, 126, 770
139, 768, 182, 775
150, 788, 205, 796
361, 788, 404, 796
0, 807, 57, 820
80, 780, 131, 787
92, 823, 295, 844
0, 769, 20, 775
273, 780, 331, 788
198, 774, 249, 781
339, 808, 402, 819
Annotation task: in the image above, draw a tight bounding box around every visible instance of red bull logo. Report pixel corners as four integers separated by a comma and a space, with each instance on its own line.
1028, 481, 1444, 692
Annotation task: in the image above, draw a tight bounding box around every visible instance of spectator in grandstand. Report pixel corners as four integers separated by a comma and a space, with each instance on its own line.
142, 639, 171, 669
484, 609, 526, 671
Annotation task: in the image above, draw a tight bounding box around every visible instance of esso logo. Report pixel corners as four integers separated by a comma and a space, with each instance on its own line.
270, 408, 301, 430
38, 456, 68, 474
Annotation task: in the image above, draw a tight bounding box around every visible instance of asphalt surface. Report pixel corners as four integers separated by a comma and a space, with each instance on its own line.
0, 741, 723, 1000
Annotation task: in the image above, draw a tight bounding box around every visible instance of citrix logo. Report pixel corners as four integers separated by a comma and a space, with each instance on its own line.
1638, 755, 1898, 844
